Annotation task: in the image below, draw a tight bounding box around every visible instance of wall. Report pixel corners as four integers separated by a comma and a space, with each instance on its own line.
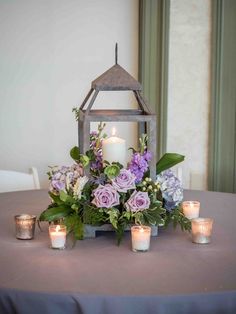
0, 0, 139, 187
168, 0, 211, 189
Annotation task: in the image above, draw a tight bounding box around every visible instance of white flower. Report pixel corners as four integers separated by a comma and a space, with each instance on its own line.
73, 176, 89, 199
66, 172, 73, 190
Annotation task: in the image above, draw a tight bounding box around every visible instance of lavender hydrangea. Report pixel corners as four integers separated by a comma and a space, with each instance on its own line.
111, 169, 136, 193
125, 190, 150, 212
92, 184, 120, 208
156, 169, 183, 211
49, 164, 84, 194
128, 150, 152, 183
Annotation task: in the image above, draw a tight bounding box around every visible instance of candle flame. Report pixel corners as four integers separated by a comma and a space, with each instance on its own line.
140, 227, 144, 233
55, 225, 60, 232
190, 202, 194, 208
111, 127, 116, 136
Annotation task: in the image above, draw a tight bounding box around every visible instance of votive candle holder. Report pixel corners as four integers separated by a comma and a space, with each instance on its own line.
182, 201, 200, 219
14, 214, 37, 240
49, 225, 67, 249
131, 225, 151, 252
191, 218, 213, 244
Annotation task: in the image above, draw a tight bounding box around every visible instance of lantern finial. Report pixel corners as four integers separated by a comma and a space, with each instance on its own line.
115, 43, 118, 65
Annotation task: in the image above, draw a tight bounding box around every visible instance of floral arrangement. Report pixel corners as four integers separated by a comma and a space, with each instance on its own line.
40, 123, 190, 244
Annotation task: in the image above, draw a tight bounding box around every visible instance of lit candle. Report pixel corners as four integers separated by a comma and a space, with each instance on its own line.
102, 127, 126, 166
131, 225, 151, 252
49, 225, 66, 249
14, 214, 37, 240
182, 201, 200, 219
191, 218, 213, 244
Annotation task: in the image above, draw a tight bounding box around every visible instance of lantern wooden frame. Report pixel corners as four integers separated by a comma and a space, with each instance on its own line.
78, 49, 157, 179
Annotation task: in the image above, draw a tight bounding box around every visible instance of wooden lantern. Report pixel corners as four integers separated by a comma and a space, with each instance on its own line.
78, 45, 157, 178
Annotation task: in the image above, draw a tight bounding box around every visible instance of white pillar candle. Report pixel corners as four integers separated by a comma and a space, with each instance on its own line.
131, 226, 151, 252
191, 218, 213, 244
182, 201, 200, 219
102, 128, 126, 166
49, 225, 66, 249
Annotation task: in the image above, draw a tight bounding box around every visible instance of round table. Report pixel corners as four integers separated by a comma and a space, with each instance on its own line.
0, 189, 236, 314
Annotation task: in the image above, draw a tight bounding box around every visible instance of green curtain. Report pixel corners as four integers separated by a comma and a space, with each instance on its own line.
139, 0, 170, 159
209, 0, 236, 193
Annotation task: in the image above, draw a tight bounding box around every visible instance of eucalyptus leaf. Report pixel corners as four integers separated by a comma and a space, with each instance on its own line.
156, 153, 185, 174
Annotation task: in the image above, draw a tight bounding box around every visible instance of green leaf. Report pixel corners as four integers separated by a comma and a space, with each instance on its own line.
165, 206, 191, 232
59, 190, 75, 205
71, 204, 79, 211
80, 154, 90, 167
107, 208, 119, 229
83, 204, 107, 225
116, 223, 126, 246
48, 192, 64, 205
73, 216, 84, 240
133, 212, 145, 225
70, 146, 80, 162
64, 214, 84, 240
156, 153, 185, 174
39, 206, 70, 221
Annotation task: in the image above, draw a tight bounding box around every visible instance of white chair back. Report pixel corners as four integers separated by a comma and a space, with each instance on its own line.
0, 167, 40, 193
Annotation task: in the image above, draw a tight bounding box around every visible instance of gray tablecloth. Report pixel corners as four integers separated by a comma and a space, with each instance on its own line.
0, 189, 236, 313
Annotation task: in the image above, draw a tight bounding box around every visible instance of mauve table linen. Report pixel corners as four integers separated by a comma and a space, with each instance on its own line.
0, 189, 235, 314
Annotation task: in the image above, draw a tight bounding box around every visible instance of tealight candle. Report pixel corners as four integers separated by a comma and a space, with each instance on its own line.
131, 225, 151, 252
49, 225, 66, 249
14, 214, 37, 240
102, 127, 126, 165
182, 201, 200, 219
191, 218, 213, 244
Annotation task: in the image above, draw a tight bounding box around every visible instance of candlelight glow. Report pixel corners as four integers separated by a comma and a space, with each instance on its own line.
111, 127, 116, 136
55, 225, 60, 232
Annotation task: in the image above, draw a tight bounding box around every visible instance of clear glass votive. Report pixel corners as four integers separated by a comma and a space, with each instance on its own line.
131, 225, 151, 252
49, 225, 67, 249
15, 214, 37, 240
191, 218, 213, 244
182, 201, 200, 219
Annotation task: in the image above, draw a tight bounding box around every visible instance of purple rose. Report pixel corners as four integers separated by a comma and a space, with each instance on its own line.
92, 184, 120, 208
125, 190, 150, 212
111, 169, 136, 192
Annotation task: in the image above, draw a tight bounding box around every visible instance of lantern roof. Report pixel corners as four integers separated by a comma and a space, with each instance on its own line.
79, 44, 153, 114
92, 64, 142, 91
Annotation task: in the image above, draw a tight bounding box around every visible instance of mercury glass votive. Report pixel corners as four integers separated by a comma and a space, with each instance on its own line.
49, 225, 67, 249
182, 201, 200, 219
191, 218, 213, 244
14, 214, 37, 240
131, 226, 151, 252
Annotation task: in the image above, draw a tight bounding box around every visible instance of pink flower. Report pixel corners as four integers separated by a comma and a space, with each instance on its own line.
111, 169, 136, 193
125, 191, 150, 212
92, 184, 120, 208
